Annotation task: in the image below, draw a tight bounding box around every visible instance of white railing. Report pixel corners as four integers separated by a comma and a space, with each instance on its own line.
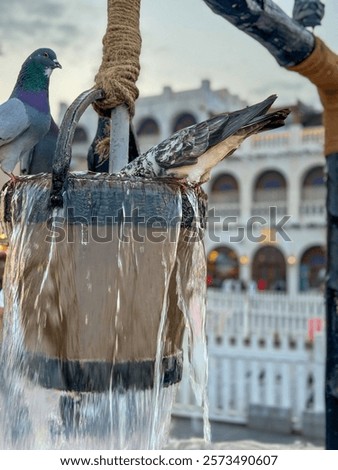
302, 127, 324, 145
299, 201, 325, 218
174, 331, 325, 430
251, 191, 288, 216
250, 202, 288, 217
250, 131, 290, 149
206, 289, 325, 338
173, 291, 326, 433
243, 126, 324, 154
299, 187, 326, 220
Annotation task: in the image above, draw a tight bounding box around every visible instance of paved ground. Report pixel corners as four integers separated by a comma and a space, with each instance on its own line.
167, 417, 324, 450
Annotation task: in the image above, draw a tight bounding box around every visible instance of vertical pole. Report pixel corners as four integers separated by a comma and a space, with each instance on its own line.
109, 105, 130, 173
325, 153, 338, 449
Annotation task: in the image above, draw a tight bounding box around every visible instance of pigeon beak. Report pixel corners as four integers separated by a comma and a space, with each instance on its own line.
53, 59, 62, 69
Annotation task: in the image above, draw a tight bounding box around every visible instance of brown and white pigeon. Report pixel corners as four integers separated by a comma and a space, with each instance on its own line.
116, 94, 290, 185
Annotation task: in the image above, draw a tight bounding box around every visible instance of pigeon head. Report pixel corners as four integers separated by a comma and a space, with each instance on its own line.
29, 48, 62, 73
14, 48, 62, 92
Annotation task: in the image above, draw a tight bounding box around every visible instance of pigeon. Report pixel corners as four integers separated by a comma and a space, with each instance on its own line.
117, 95, 290, 185
0, 48, 61, 181
87, 116, 140, 172
87, 116, 111, 172
21, 118, 59, 174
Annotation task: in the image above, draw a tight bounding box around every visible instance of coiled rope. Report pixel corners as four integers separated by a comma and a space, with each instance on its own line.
93, 0, 142, 118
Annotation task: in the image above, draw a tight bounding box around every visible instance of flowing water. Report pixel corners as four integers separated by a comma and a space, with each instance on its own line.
0, 173, 209, 449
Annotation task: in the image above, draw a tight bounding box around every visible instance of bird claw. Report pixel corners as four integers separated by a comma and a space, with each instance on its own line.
3, 171, 18, 184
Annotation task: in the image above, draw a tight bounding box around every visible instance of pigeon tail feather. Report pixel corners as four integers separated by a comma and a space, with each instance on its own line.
237, 108, 291, 137
209, 94, 278, 146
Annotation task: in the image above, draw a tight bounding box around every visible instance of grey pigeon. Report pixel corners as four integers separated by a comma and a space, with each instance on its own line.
117, 95, 290, 184
0, 48, 61, 180
21, 118, 59, 174
87, 117, 111, 172
292, 0, 325, 28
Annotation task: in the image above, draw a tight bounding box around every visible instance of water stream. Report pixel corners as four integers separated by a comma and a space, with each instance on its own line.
0, 173, 209, 449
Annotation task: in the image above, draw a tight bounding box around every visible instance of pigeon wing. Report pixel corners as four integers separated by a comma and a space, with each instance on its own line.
151, 95, 278, 172
154, 115, 230, 170
0, 98, 30, 147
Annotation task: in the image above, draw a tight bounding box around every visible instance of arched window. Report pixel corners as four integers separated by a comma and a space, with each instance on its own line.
300, 246, 326, 292
302, 166, 325, 201
210, 174, 239, 203
136, 118, 160, 136
254, 170, 287, 202
211, 174, 238, 192
207, 246, 239, 288
73, 126, 88, 143
303, 166, 325, 187
172, 113, 197, 132
252, 246, 286, 291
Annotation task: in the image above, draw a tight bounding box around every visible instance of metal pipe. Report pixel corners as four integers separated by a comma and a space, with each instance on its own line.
109, 105, 130, 174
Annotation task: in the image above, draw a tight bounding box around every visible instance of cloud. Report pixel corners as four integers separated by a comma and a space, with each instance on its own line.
2, 0, 65, 17
0, 0, 80, 48
29, 2, 63, 17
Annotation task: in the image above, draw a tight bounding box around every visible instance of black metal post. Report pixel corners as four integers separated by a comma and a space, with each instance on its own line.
325, 153, 338, 449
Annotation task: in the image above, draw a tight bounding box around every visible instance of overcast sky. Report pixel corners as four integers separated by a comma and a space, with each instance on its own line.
0, 0, 336, 117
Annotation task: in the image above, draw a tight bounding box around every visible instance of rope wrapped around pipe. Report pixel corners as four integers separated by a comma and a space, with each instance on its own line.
93, 0, 142, 118
288, 37, 338, 156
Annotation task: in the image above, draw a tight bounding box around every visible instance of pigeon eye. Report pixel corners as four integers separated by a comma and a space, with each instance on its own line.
43, 52, 49, 58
